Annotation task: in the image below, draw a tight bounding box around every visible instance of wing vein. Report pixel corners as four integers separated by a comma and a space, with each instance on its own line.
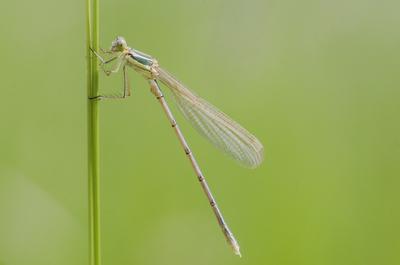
157, 67, 263, 168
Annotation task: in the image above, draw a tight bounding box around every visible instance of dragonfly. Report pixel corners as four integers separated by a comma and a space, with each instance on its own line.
90, 36, 264, 256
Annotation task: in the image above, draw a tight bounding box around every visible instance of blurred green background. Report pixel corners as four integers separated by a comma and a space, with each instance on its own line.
1, 0, 399, 264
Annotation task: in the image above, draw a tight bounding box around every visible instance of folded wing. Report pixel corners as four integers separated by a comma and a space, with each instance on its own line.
157, 67, 263, 168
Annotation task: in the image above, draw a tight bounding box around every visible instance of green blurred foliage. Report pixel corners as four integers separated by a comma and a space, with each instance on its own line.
0, 0, 399, 264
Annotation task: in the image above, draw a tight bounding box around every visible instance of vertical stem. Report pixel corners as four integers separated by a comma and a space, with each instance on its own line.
86, 0, 101, 264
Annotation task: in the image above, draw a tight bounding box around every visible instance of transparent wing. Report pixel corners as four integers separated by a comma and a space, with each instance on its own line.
156, 67, 264, 168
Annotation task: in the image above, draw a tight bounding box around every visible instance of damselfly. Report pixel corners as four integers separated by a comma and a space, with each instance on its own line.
90, 36, 264, 256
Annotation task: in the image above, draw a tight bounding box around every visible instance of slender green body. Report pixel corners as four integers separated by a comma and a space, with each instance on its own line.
86, 0, 101, 264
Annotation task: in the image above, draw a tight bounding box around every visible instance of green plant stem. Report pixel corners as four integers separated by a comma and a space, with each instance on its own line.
86, 0, 100, 264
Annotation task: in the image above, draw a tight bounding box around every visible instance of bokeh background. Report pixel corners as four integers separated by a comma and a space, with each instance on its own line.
1, 0, 399, 264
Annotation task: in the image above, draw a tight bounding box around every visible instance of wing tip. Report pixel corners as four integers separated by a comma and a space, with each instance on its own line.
240, 144, 264, 169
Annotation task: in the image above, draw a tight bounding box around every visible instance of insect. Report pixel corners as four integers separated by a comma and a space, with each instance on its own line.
90, 36, 264, 256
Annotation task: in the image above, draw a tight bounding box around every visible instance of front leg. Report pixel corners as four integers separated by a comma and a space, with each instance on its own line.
90, 47, 124, 75
101, 57, 124, 76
